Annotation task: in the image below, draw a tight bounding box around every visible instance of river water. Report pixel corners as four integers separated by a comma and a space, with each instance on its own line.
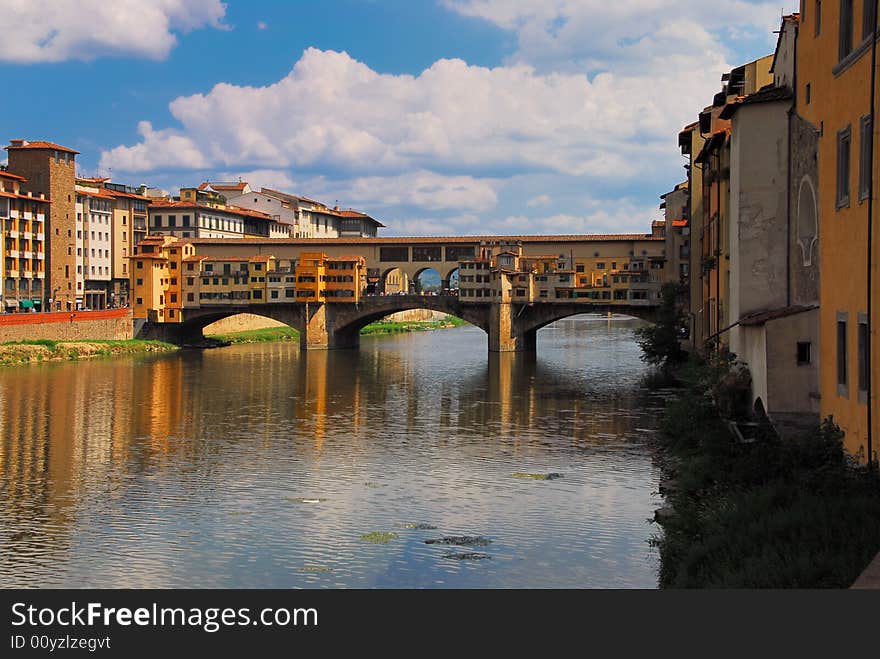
0, 315, 666, 588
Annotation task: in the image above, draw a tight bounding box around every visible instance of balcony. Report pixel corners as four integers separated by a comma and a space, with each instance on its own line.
23, 212, 32, 220
36, 272, 45, 279
7, 250, 20, 258
23, 231, 32, 240
9, 210, 18, 219
35, 252, 45, 260
7, 230, 18, 239
7, 270, 19, 278
36, 233, 44, 241
23, 251, 33, 259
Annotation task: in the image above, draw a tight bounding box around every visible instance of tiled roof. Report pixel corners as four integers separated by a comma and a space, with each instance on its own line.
0, 190, 51, 203
184, 234, 662, 246
6, 140, 79, 154
739, 304, 817, 326
0, 171, 27, 181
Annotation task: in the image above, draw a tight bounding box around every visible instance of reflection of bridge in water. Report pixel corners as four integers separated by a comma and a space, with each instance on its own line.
140, 294, 660, 352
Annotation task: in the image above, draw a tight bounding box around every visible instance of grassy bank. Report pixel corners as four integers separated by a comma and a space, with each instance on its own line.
652, 357, 880, 588
207, 317, 468, 344
0, 339, 177, 367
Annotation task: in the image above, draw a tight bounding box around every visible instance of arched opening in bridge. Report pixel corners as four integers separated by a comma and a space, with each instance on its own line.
445, 267, 460, 295
414, 268, 442, 295
381, 268, 410, 295
201, 312, 291, 340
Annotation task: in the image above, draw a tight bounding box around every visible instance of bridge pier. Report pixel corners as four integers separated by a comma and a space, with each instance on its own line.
300, 303, 360, 350
488, 303, 538, 353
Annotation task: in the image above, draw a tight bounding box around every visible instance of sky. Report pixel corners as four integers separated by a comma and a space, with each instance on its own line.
0, 0, 798, 237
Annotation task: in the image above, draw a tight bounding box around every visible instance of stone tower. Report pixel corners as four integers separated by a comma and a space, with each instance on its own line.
5, 140, 78, 311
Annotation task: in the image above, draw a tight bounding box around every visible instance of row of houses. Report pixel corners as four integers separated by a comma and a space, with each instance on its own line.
667, 2, 878, 460
0, 141, 384, 312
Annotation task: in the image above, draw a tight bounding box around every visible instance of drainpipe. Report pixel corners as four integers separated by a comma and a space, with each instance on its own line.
867, 0, 878, 469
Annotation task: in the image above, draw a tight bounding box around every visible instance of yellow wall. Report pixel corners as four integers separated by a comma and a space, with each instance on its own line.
797, 1, 878, 459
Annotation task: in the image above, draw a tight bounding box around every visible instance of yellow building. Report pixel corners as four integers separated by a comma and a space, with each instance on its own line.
1, 170, 49, 311
796, 0, 879, 461
323, 256, 366, 302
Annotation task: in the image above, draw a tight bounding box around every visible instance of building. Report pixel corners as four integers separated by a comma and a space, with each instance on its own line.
5, 140, 78, 311
213, 182, 385, 239
717, 14, 821, 430
660, 182, 691, 289
795, 0, 878, 460
75, 181, 114, 309
0, 170, 49, 311
148, 188, 288, 239
130, 240, 368, 323
104, 182, 150, 307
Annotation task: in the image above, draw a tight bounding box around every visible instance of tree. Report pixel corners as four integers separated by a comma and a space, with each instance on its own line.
635, 283, 687, 372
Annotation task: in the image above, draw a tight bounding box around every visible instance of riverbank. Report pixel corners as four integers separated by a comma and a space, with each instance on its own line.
206, 317, 468, 344
0, 339, 178, 367
651, 357, 880, 588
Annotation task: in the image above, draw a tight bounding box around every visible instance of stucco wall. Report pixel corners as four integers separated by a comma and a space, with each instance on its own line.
0, 309, 133, 342
766, 309, 820, 415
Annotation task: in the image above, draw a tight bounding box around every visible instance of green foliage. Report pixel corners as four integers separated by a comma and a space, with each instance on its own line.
359, 532, 398, 545
653, 358, 880, 588
634, 283, 687, 373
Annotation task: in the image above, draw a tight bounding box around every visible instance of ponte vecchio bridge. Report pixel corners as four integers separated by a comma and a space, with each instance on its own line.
133, 232, 670, 352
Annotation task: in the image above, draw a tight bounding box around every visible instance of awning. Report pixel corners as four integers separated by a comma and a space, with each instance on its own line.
19, 299, 34, 309
4, 299, 17, 307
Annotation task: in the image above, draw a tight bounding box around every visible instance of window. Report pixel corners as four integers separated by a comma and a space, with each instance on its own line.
837, 126, 852, 208
271, 290, 279, 299
858, 314, 869, 403
137, 261, 143, 269
805, 83, 811, 104
814, 0, 822, 34
170, 294, 177, 303
136, 278, 143, 285
837, 313, 849, 397
860, 115, 873, 202
380, 246, 410, 262
136, 297, 143, 305
596, 262, 606, 270
253, 290, 262, 299
187, 293, 194, 302
839, 0, 854, 60
797, 342, 812, 365
865, 0, 877, 40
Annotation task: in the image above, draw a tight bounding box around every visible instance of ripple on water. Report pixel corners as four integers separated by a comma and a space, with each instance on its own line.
0, 317, 662, 588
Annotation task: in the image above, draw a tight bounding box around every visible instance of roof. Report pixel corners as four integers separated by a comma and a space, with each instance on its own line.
0, 190, 51, 203
694, 130, 729, 164
104, 188, 150, 202
260, 187, 320, 205
719, 84, 793, 119
177, 234, 663, 247
75, 186, 115, 200
326, 255, 366, 262
200, 181, 248, 192
672, 220, 688, 228
739, 304, 817, 326
0, 170, 27, 181
5, 140, 79, 154
148, 200, 276, 221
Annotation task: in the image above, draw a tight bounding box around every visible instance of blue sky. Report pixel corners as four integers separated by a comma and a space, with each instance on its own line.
0, 0, 797, 236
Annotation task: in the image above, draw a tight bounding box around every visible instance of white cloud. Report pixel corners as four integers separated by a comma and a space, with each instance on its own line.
527, 194, 551, 208
257, 21, 268, 30
97, 1, 796, 236
301, 170, 499, 212
101, 46, 726, 181
442, 0, 785, 73
0, 0, 227, 63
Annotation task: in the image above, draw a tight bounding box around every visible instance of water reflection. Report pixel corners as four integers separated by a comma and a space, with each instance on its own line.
0, 315, 665, 588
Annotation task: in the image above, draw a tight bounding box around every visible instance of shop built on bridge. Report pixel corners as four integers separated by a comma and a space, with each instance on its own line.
132, 232, 671, 352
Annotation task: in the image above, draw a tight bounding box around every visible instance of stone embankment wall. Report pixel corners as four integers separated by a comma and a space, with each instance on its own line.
0, 309, 133, 342
203, 309, 448, 335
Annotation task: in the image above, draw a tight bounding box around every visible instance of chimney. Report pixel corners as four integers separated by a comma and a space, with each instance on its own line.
9, 139, 26, 147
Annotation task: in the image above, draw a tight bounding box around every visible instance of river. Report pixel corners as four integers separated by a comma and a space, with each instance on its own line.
0, 315, 666, 588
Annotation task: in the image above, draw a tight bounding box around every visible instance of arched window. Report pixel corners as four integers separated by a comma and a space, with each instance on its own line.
797, 177, 818, 266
